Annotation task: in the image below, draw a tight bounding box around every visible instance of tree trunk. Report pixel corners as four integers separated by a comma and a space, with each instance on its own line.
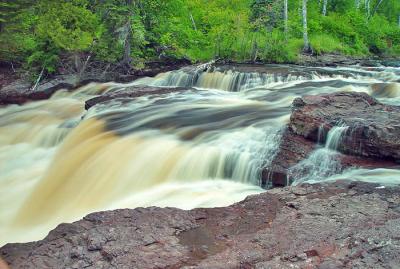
284, 0, 288, 36
78, 55, 91, 81
123, 21, 132, 66
355, 0, 360, 9
370, 0, 385, 18
302, 0, 311, 52
123, 0, 133, 67
322, 0, 328, 16
365, 0, 370, 18
31, 68, 44, 91
251, 41, 258, 62
189, 13, 197, 31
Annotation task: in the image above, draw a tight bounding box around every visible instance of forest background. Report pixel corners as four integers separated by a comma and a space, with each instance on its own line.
0, 0, 399, 78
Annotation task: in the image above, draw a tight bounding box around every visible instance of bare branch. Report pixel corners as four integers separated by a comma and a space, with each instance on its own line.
31, 68, 44, 92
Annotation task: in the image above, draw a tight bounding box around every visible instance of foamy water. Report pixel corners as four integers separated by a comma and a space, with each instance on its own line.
1, 64, 400, 245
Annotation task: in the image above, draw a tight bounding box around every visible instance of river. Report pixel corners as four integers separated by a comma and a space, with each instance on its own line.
1, 64, 400, 245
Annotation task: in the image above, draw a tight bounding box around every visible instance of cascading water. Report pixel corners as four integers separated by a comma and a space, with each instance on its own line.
1, 64, 400, 245
289, 125, 349, 185
325, 125, 349, 150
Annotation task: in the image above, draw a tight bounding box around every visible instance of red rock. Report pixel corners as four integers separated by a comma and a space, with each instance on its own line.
289, 92, 400, 161
262, 129, 316, 187
1, 181, 399, 268
263, 93, 400, 187
0, 77, 75, 105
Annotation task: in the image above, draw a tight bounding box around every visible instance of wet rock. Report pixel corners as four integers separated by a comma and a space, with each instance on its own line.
296, 54, 399, 67
262, 129, 316, 187
84, 86, 193, 110
0, 60, 192, 106
1, 181, 400, 268
263, 92, 399, 187
110, 59, 192, 83
289, 92, 400, 162
0, 257, 9, 269
0, 75, 76, 105
264, 133, 399, 187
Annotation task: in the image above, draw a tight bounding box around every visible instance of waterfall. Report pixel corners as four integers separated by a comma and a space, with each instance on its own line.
288, 148, 342, 185
132, 68, 317, 91
1, 64, 400, 245
325, 125, 349, 150
140, 69, 291, 91
289, 125, 348, 185
1, 81, 284, 245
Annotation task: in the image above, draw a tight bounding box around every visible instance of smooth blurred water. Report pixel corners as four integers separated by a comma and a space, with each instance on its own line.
1, 64, 399, 245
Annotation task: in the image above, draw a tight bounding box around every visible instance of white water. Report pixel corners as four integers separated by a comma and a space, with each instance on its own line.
1, 64, 400, 245
325, 125, 349, 150
290, 126, 349, 185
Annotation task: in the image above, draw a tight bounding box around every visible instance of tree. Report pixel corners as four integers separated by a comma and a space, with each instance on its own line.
284, 0, 288, 35
302, 0, 311, 52
322, 0, 328, 16
121, 0, 133, 66
0, 0, 33, 29
1, 0, 400, 74
370, 0, 385, 18
0, 0, 35, 63
250, 0, 283, 31
365, 0, 371, 17
90, 0, 147, 67
355, 0, 361, 9
35, 0, 99, 75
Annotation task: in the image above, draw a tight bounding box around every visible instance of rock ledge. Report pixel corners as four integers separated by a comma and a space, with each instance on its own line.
2, 181, 400, 269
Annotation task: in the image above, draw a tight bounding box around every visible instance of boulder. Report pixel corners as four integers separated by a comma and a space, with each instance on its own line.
0, 60, 192, 106
2, 181, 400, 268
263, 92, 400, 187
111, 59, 192, 83
262, 129, 316, 187
0, 75, 76, 105
263, 128, 397, 187
289, 92, 400, 162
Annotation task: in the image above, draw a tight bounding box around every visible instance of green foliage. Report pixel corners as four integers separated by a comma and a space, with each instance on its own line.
36, 1, 99, 52
0, 0, 399, 75
310, 34, 344, 55
91, 0, 147, 64
363, 15, 396, 54
257, 30, 300, 63
250, 0, 284, 31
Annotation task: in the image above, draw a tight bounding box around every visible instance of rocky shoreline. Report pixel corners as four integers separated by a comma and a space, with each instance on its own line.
1, 55, 399, 106
0, 60, 191, 105
2, 180, 400, 268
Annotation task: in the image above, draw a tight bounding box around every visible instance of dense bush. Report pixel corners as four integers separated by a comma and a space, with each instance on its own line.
310, 34, 344, 55
0, 0, 399, 76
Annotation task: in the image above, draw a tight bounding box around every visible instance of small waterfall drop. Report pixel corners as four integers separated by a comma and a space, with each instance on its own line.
290, 125, 348, 185
325, 125, 349, 150
133, 68, 322, 91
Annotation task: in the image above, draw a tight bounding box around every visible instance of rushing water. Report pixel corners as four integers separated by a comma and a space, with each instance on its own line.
1, 64, 400, 245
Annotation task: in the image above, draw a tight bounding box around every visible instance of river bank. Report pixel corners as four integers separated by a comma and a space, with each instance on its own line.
0, 59, 191, 105
1, 54, 399, 105
2, 180, 400, 268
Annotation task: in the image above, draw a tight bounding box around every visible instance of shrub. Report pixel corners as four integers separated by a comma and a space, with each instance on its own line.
310, 34, 343, 55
